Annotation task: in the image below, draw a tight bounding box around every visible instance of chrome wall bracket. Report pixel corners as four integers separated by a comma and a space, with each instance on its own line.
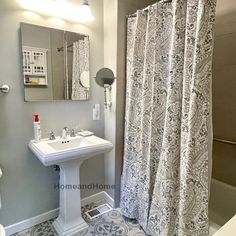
0, 84, 10, 93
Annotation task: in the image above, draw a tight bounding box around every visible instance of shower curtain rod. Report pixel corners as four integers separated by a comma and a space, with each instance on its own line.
213, 138, 236, 146
57, 44, 73, 52
127, 0, 172, 18
57, 35, 89, 52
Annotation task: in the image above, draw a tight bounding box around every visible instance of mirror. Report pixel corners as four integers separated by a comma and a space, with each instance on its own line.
20, 23, 90, 101
95, 68, 115, 87
95, 68, 115, 109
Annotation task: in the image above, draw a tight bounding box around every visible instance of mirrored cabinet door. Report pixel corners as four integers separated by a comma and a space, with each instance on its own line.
21, 23, 91, 101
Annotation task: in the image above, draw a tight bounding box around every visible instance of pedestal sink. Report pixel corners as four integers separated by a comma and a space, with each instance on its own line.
29, 135, 113, 236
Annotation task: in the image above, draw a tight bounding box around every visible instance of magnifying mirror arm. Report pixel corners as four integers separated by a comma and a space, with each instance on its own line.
104, 84, 112, 109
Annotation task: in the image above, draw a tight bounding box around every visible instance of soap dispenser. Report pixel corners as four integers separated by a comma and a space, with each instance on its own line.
33, 114, 41, 143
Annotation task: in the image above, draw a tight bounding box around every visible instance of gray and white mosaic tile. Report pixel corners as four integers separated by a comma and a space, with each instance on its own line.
12, 202, 146, 236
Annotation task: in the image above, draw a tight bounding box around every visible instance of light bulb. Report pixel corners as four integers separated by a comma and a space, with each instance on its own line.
78, 0, 94, 22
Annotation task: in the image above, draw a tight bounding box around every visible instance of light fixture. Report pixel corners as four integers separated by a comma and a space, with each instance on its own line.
17, 0, 95, 23
78, 0, 94, 22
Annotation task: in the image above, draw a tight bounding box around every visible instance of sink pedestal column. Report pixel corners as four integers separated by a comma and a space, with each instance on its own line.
53, 160, 88, 236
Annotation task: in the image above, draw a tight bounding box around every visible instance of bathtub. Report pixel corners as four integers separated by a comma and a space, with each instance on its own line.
209, 221, 220, 235
209, 178, 236, 227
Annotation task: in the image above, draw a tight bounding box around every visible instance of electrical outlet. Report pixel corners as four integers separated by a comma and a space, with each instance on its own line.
93, 104, 100, 120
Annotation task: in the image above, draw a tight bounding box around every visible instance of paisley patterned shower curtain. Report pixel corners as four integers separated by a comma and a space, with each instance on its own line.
121, 0, 216, 235
71, 37, 90, 100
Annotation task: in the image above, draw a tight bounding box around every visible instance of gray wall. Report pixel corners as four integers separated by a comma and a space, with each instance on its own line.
209, 0, 236, 226
212, 0, 236, 187
0, 0, 104, 227
103, 0, 118, 202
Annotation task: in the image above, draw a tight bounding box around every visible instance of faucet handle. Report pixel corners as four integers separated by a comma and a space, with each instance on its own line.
49, 131, 56, 140
63, 127, 69, 132
70, 129, 76, 137
61, 127, 69, 139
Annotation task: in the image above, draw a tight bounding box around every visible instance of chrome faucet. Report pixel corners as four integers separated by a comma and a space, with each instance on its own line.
61, 127, 69, 139
70, 129, 76, 137
49, 131, 56, 140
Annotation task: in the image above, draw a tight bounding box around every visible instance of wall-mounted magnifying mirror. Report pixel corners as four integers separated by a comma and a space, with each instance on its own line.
95, 68, 115, 87
95, 68, 115, 109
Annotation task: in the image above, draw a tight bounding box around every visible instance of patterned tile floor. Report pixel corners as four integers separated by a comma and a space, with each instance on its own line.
12, 200, 146, 236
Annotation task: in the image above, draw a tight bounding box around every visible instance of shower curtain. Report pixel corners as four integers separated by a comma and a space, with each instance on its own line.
64, 34, 69, 100
121, 0, 216, 235
71, 37, 90, 100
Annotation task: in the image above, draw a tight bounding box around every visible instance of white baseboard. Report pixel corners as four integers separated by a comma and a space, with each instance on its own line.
5, 209, 59, 236
80, 191, 115, 208
102, 191, 115, 208
5, 191, 114, 236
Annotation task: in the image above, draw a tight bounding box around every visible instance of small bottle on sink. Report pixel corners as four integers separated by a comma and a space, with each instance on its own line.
33, 114, 41, 143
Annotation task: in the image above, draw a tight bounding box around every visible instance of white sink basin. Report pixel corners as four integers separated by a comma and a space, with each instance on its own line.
29, 134, 113, 236
29, 135, 113, 166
